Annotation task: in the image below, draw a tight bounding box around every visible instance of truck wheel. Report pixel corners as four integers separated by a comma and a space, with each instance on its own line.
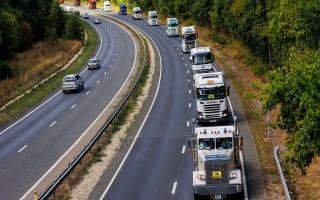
63, 90, 67, 94
193, 194, 201, 200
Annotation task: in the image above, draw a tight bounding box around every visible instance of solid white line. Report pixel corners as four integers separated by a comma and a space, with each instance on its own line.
18, 145, 28, 153
0, 20, 104, 136
181, 145, 186, 153
188, 103, 191, 108
97, 80, 100, 84
186, 121, 190, 127
98, 17, 162, 200
171, 181, 178, 194
240, 150, 249, 200
49, 121, 56, 127
70, 104, 76, 109
19, 14, 139, 200
86, 91, 90, 95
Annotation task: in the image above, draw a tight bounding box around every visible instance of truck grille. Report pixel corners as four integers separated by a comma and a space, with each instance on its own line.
203, 103, 221, 119
205, 160, 228, 185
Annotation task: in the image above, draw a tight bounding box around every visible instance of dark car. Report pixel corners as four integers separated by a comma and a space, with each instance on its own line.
83, 13, 89, 19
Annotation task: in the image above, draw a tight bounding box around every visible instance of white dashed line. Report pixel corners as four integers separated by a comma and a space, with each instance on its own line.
97, 80, 100, 84
171, 181, 178, 194
181, 145, 186, 153
188, 103, 191, 108
49, 121, 56, 127
18, 145, 28, 153
187, 70, 190, 74
104, 72, 107, 75
185, 63, 187, 66
70, 104, 76, 109
188, 90, 191, 94
182, 57, 185, 60
86, 91, 90, 95
188, 79, 191, 83
186, 121, 190, 127
115, 53, 118, 57
109, 64, 112, 68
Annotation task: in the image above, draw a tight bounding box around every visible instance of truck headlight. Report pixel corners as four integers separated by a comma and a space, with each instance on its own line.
199, 174, 206, 180
229, 172, 238, 179
198, 112, 203, 118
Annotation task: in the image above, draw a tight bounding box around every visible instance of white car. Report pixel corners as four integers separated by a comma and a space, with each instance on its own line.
94, 18, 101, 24
62, 74, 84, 94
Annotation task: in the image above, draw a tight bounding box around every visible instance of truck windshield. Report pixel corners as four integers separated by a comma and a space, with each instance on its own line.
150, 14, 157, 19
197, 86, 226, 100
198, 138, 215, 150
216, 137, 233, 150
183, 34, 195, 41
193, 53, 212, 65
134, 11, 141, 14
168, 21, 178, 27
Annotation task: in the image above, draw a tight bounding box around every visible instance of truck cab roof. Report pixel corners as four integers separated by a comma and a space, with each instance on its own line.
195, 125, 235, 139
133, 7, 141, 11
195, 72, 225, 88
191, 47, 211, 55
181, 26, 195, 34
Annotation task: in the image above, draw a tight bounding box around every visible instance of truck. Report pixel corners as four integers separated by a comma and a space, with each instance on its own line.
181, 26, 197, 53
118, 3, 127, 15
166, 18, 179, 37
194, 72, 230, 124
132, 7, 142, 20
74, 0, 80, 6
89, 0, 96, 9
190, 47, 214, 76
187, 120, 244, 199
103, 0, 111, 12
147, 11, 158, 26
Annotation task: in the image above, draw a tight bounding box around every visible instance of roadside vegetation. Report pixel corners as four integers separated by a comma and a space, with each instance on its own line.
0, 0, 99, 124
109, 0, 320, 199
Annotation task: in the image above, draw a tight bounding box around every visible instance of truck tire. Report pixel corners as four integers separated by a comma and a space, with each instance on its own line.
193, 194, 201, 200
63, 90, 67, 94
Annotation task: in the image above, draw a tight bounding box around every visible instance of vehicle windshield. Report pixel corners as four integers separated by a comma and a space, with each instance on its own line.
89, 59, 97, 63
193, 53, 212, 65
198, 138, 215, 150
183, 34, 195, 41
197, 86, 226, 100
150, 14, 157, 19
168, 20, 178, 27
64, 77, 75, 82
134, 11, 141, 14
216, 137, 233, 150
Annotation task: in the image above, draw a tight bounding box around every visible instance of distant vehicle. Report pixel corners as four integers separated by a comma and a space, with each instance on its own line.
132, 7, 142, 20
83, 13, 89, 19
118, 3, 127, 15
104, 0, 111, 12
64, 6, 74, 13
74, 0, 80, 6
62, 74, 84, 93
87, 58, 101, 69
190, 47, 214, 76
181, 26, 198, 53
89, 0, 96, 9
93, 18, 101, 24
147, 11, 158, 26
166, 18, 179, 36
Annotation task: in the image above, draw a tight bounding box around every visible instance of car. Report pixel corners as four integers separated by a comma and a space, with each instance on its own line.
83, 13, 89, 19
62, 74, 84, 94
87, 58, 101, 69
93, 17, 100, 24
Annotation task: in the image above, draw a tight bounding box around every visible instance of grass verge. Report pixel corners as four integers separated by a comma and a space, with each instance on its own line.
0, 21, 97, 125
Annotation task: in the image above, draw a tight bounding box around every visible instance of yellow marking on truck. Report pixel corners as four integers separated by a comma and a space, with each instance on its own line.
212, 171, 222, 179
207, 80, 214, 84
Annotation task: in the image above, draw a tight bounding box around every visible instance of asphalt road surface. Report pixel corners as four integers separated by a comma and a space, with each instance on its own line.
0, 15, 137, 200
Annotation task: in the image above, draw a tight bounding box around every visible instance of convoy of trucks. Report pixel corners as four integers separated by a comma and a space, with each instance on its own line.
166, 18, 179, 36
181, 26, 198, 53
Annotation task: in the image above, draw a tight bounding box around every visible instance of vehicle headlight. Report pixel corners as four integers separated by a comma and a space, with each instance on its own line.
198, 112, 203, 118
229, 172, 238, 179
199, 174, 206, 180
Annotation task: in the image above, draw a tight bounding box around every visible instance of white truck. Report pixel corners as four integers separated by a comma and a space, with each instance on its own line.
132, 7, 142, 20
181, 26, 197, 53
166, 18, 179, 36
147, 11, 158, 26
190, 47, 214, 76
103, 1, 111, 12
187, 121, 244, 199
194, 72, 230, 124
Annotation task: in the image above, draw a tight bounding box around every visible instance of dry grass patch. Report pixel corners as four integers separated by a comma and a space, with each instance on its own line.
0, 40, 82, 107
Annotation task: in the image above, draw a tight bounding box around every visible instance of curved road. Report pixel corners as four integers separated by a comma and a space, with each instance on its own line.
85, 8, 266, 200
0, 15, 137, 200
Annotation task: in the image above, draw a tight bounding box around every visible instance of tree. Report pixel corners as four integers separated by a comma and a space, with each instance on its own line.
64, 16, 83, 40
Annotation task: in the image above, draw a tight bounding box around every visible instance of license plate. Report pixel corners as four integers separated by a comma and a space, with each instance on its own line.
215, 195, 222, 199
209, 120, 217, 122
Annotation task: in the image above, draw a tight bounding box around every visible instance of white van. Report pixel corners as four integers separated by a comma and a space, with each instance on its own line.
103, 1, 111, 12
147, 11, 158, 26
132, 7, 142, 20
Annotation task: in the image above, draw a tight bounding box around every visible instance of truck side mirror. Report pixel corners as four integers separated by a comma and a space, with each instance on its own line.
196, 33, 199, 39
235, 136, 243, 147
187, 138, 196, 150
189, 56, 192, 63
226, 86, 230, 96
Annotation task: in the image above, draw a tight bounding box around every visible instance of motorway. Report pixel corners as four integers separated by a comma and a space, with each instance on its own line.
0, 15, 137, 200
86, 9, 267, 200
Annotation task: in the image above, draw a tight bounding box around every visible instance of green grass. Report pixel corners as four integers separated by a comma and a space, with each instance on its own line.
0, 21, 98, 124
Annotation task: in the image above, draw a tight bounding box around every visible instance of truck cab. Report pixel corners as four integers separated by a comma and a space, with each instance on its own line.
89, 0, 96, 9
181, 26, 197, 53
74, 0, 80, 6
190, 47, 214, 76
195, 72, 230, 124
103, 1, 111, 12
147, 11, 158, 26
166, 18, 179, 36
132, 7, 142, 20
118, 3, 127, 15
188, 124, 243, 199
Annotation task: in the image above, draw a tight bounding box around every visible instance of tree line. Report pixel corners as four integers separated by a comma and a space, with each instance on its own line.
115, 0, 320, 171
0, 0, 83, 80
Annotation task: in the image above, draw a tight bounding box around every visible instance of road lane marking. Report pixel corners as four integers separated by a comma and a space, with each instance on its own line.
97, 80, 100, 84
18, 145, 28, 153
186, 121, 190, 127
181, 145, 186, 153
185, 63, 187, 66
86, 91, 90, 95
188, 79, 190, 83
49, 121, 56, 127
171, 181, 178, 194
182, 57, 185, 60
70, 104, 76, 109
188, 103, 191, 108
109, 64, 112, 68
187, 70, 190, 74
188, 90, 191, 94
104, 72, 107, 75
113, 58, 115, 62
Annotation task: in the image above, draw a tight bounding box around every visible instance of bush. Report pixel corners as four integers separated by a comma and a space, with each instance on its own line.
64, 16, 83, 40
0, 62, 13, 80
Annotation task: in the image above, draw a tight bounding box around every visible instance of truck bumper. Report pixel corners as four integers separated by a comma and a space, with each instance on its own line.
197, 110, 229, 124
193, 184, 242, 196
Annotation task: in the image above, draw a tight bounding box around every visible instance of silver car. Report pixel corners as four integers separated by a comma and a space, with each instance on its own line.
94, 17, 101, 24
62, 74, 84, 94
87, 58, 101, 69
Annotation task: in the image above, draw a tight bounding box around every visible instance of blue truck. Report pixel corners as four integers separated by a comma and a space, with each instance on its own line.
118, 3, 127, 15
